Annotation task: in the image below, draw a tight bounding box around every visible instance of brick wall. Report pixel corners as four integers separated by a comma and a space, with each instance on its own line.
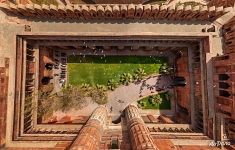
175, 51, 191, 122
213, 17, 235, 119
0, 58, 9, 148
208, 0, 235, 7
213, 17, 235, 142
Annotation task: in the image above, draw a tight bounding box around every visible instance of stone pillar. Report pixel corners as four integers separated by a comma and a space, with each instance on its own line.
70, 106, 108, 150
125, 105, 157, 150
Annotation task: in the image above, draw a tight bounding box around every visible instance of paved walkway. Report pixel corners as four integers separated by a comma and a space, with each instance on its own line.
53, 99, 99, 120
106, 75, 173, 117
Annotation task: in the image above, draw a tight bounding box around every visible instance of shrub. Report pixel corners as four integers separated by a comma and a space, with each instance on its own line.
120, 73, 133, 85
53, 86, 88, 112
149, 94, 163, 105
96, 84, 107, 91
133, 68, 146, 81
159, 63, 174, 75
91, 89, 108, 105
107, 79, 118, 91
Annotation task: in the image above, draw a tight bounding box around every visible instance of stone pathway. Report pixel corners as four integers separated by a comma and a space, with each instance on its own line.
106, 75, 173, 117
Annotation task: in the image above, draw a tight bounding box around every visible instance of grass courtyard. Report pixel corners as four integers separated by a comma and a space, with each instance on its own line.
68, 55, 167, 86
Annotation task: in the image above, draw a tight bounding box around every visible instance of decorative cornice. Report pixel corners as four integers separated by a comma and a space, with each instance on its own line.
0, 3, 232, 21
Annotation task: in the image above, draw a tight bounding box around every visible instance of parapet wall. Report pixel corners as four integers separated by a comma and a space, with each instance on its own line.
0, 2, 232, 21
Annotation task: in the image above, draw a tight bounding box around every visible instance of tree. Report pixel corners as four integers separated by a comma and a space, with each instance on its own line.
149, 94, 163, 105
37, 91, 54, 117
81, 83, 92, 91
53, 85, 88, 112
81, 83, 93, 96
133, 68, 146, 81
91, 89, 108, 105
120, 73, 133, 85
96, 84, 107, 91
107, 79, 118, 91
159, 63, 174, 75
138, 100, 147, 108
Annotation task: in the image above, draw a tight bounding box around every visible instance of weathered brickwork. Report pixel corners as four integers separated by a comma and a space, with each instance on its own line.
208, 0, 235, 7
70, 106, 108, 150
175, 50, 191, 123
0, 58, 9, 148
213, 17, 235, 142
125, 105, 157, 150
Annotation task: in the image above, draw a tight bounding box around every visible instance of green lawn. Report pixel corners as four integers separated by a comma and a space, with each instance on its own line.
137, 92, 171, 109
68, 55, 167, 86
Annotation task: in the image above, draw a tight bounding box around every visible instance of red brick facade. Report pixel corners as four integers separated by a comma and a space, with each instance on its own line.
213, 17, 235, 142
70, 106, 108, 150
175, 50, 191, 123
125, 105, 157, 150
70, 120, 102, 150
39, 47, 55, 89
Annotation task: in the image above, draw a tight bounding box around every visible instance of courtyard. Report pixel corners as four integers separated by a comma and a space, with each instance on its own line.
67, 55, 167, 86
49, 50, 176, 120
1, 0, 234, 148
